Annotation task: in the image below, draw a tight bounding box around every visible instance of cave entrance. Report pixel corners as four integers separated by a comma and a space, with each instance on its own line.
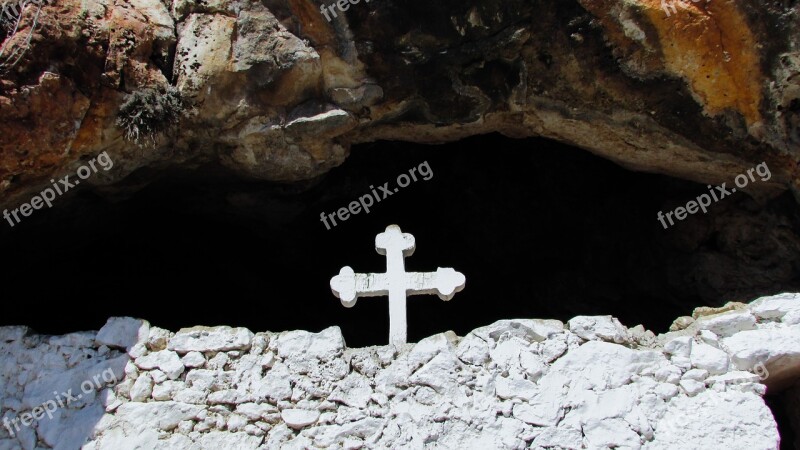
1, 133, 799, 348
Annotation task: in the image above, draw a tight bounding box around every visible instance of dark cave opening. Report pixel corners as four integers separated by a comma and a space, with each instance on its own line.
766, 393, 799, 449
1, 133, 799, 348
4, 132, 800, 445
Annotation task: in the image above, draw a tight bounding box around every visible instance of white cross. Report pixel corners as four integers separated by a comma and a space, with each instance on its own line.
330, 225, 466, 347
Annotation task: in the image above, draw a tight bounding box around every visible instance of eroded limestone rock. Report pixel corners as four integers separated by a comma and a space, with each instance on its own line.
1, 0, 798, 207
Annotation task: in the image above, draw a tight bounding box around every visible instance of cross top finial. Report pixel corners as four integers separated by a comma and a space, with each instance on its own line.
375, 224, 415, 256
330, 225, 466, 346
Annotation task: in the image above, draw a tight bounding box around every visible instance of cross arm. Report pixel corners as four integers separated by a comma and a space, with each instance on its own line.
330, 266, 390, 307
405, 267, 466, 300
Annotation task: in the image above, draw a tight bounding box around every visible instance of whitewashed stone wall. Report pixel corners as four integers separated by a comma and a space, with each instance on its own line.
1, 294, 798, 450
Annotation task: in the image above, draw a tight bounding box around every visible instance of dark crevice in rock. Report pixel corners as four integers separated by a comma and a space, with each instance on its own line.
765, 391, 799, 449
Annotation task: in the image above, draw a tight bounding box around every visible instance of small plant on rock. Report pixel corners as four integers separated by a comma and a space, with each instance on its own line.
116, 85, 183, 147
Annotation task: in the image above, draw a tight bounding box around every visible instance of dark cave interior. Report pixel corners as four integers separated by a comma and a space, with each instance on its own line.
2, 133, 799, 446
2, 133, 799, 346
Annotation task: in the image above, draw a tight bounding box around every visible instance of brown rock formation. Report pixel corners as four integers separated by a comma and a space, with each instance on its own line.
0, 0, 798, 206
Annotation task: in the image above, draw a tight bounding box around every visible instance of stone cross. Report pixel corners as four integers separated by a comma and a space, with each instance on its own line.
330, 225, 466, 347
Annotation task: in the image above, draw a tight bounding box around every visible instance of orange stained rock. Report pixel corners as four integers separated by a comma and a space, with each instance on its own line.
587, 0, 763, 127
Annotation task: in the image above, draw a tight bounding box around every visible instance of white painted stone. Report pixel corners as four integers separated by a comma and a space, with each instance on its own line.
128, 343, 147, 359
328, 372, 373, 409
489, 336, 530, 373
96, 317, 150, 350
304, 418, 385, 447
682, 368, 708, 381
532, 426, 583, 449
100, 401, 204, 432
236, 403, 278, 421
455, 333, 490, 365
16, 421, 36, 450
689, 342, 730, 375
181, 351, 205, 368
540, 337, 568, 363
185, 369, 215, 392
151, 380, 185, 401
22, 355, 128, 409
559, 385, 636, 431
130, 373, 154, 402
512, 395, 563, 426
0, 326, 28, 343
276, 327, 345, 361
567, 315, 629, 343
648, 390, 778, 449
583, 417, 641, 449
145, 327, 171, 351
370, 341, 426, 396
664, 336, 692, 358
281, 409, 320, 429
37, 402, 106, 450
654, 382, 680, 399
244, 424, 265, 436
172, 388, 207, 404
698, 329, 720, 346
680, 379, 705, 396
552, 341, 665, 389
472, 319, 565, 344
520, 351, 547, 380
88, 427, 160, 450
706, 371, 761, 386
408, 351, 462, 394
750, 292, 800, 320
149, 369, 167, 384
50, 331, 97, 348
196, 431, 263, 449
696, 311, 757, 337
629, 324, 657, 346
251, 334, 269, 355
227, 413, 248, 432
783, 309, 800, 325
723, 326, 800, 387
206, 352, 229, 370
254, 364, 292, 402
495, 376, 537, 401
260, 351, 276, 368
168, 326, 254, 353
135, 350, 185, 379
654, 364, 682, 384
343, 438, 364, 450
208, 389, 251, 405
330, 225, 466, 346
2, 294, 795, 450
176, 419, 194, 434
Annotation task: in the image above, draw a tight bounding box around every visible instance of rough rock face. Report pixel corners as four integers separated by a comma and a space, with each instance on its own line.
0, 0, 799, 206
1, 293, 798, 449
